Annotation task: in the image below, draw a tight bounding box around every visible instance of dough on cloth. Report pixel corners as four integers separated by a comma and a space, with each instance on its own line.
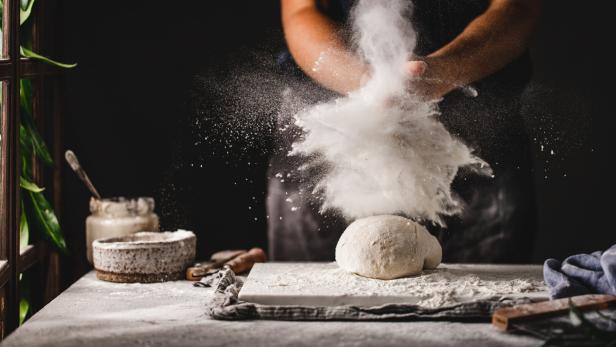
335, 215, 442, 280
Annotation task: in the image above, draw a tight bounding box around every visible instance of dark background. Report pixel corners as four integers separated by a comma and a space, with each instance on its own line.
57, 1, 603, 285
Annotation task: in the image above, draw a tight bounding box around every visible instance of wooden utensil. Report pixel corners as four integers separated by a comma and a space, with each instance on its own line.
492, 294, 616, 331
186, 248, 267, 280
225, 248, 267, 274
186, 249, 246, 280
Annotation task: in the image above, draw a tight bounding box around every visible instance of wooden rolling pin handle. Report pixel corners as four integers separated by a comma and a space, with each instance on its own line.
186, 250, 248, 280
225, 247, 267, 274
492, 294, 616, 331
210, 249, 246, 263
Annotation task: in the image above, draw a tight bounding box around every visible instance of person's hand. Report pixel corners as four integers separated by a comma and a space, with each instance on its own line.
405, 59, 456, 101
357, 58, 458, 103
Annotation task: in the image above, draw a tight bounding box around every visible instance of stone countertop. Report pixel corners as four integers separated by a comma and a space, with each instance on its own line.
1, 269, 543, 347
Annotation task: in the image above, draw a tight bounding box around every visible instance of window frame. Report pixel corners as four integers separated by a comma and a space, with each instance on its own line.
0, 0, 64, 338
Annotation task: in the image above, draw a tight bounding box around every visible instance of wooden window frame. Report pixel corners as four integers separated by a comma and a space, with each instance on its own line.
1, 0, 64, 338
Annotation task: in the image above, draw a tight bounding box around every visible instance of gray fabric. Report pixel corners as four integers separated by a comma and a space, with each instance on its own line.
197, 268, 537, 321
543, 244, 616, 299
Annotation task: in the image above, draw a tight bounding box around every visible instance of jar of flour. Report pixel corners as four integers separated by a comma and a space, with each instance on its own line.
86, 197, 159, 263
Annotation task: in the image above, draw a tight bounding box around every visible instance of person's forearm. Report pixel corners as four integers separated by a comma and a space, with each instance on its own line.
425, 0, 540, 93
281, 0, 368, 94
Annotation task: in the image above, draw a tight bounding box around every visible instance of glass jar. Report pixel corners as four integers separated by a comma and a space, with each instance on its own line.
86, 197, 159, 263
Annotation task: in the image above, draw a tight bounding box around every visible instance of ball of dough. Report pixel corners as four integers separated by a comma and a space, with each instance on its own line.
335, 215, 442, 280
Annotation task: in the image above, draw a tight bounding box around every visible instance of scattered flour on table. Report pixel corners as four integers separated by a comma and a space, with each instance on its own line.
81, 275, 198, 298
254, 263, 546, 308
70, 274, 209, 323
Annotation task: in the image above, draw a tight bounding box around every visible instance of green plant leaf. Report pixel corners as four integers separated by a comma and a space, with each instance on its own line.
19, 298, 29, 325
20, 124, 33, 157
20, 80, 54, 166
19, 272, 31, 325
20, 176, 45, 192
20, 202, 30, 252
21, 120, 53, 167
11, 1, 71, 259
20, 0, 35, 25
20, 79, 33, 117
24, 190, 67, 254
21, 47, 77, 69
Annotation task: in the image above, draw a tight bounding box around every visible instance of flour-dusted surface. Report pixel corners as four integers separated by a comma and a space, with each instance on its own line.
2, 270, 543, 347
239, 262, 547, 307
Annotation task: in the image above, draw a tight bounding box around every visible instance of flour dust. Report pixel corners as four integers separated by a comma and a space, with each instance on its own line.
258, 263, 546, 309
289, 0, 490, 226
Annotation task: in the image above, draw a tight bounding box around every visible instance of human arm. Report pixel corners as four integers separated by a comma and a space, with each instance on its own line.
410, 0, 541, 99
281, 0, 368, 94
282, 0, 540, 98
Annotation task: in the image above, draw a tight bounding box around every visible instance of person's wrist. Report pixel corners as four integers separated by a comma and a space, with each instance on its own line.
423, 55, 458, 96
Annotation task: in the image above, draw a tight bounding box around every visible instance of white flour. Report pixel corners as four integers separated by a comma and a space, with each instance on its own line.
241, 263, 547, 308
289, 0, 491, 225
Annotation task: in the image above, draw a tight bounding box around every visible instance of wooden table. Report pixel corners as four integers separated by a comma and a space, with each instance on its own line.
1, 268, 545, 347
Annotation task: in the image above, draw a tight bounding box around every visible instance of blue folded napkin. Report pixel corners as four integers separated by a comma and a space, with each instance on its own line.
543, 244, 616, 298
